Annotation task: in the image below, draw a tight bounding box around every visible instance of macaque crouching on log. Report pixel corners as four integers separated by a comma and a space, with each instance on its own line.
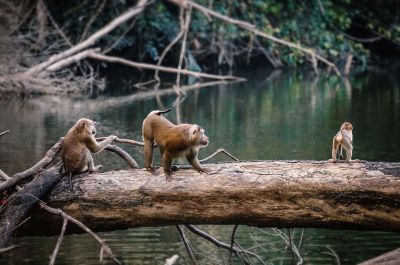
61, 118, 116, 179
142, 109, 209, 182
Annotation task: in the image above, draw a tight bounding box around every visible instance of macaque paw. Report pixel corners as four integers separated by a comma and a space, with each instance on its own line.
165, 173, 174, 182
147, 167, 158, 175
92, 165, 103, 172
199, 168, 210, 174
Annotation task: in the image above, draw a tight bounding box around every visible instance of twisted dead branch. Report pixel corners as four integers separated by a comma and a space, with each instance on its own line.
0, 137, 64, 193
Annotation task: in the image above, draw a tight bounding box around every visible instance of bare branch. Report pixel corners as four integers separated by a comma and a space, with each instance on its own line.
87, 52, 244, 81
41, 204, 121, 264
0, 168, 121, 264
0, 137, 64, 193
169, 0, 340, 75
105, 145, 139, 168
185, 225, 266, 265
164, 254, 179, 265
26, 0, 150, 75
177, 225, 198, 265
0, 130, 10, 138
49, 218, 68, 265
0, 245, 18, 254
79, 0, 108, 42
46, 48, 101, 72
176, 6, 192, 93
199, 148, 239, 163
97, 137, 145, 147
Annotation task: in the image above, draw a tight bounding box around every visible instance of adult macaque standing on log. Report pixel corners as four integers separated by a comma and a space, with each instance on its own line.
142, 109, 209, 181
61, 118, 117, 175
332, 121, 353, 162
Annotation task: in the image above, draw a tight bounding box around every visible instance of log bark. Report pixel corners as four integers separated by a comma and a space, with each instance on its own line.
0, 165, 62, 247
23, 160, 400, 235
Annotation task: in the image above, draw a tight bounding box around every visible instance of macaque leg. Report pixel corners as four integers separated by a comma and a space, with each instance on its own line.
87, 152, 102, 172
162, 152, 174, 182
332, 141, 339, 163
187, 154, 209, 173
338, 146, 344, 160
345, 144, 353, 162
144, 139, 156, 174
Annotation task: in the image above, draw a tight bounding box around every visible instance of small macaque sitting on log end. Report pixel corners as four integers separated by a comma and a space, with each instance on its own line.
142, 109, 209, 182
332, 121, 353, 163
61, 118, 117, 177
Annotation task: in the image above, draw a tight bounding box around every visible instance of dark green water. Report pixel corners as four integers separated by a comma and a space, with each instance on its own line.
0, 68, 399, 264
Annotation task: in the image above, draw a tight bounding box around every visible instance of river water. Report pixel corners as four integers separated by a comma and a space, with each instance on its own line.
0, 67, 399, 264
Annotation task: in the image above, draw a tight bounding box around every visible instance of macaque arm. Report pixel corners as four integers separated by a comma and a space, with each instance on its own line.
87, 135, 114, 153
86, 150, 102, 172
144, 139, 155, 172
187, 153, 208, 173
162, 152, 174, 181
331, 137, 338, 162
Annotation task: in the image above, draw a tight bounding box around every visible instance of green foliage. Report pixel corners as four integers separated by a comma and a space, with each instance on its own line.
46, 0, 399, 69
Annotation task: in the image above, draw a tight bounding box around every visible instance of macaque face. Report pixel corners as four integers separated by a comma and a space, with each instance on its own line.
78, 119, 97, 136
190, 125, 209, 147
341, 122, 353, 131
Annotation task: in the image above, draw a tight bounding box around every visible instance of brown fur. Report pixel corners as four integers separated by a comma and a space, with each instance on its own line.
61, 118, 116, 174
332, 121, 353, 162
142, 109, 209, 181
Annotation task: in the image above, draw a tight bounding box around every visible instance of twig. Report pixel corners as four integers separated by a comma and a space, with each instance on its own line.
87, 52, 244, 81
164, 254, 179, 265
176, 6, 192, 93
0, 130, 10, 138
344, 54, 353, 76
105, 145, 139, 168
0, 137, 64, 193
0, 245, 18, 254
169, 0, 340, 75
49, 217, 68, 265
41, 204, 121, 264
229, 225, 239, 263
176, 225, 198, 265
199, 148, 239, 163
154, 29, 184, 85
323, 246, 340, 265
97, 137, 145, 146
79, 0, 108, 42
185, 225, 266, 265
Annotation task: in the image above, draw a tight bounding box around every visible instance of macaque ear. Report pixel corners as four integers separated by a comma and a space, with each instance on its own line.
81, 122, 86, 128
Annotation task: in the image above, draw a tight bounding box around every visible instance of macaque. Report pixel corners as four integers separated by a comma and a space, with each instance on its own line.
332, 121, 353, 163
61, 118, 117, 175
142, 109, 209, 182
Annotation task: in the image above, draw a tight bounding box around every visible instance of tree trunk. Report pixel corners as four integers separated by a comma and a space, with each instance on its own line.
20, 160, 400, 235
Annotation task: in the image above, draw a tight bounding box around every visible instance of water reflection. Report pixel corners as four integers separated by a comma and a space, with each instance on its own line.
0, 68, 399, 264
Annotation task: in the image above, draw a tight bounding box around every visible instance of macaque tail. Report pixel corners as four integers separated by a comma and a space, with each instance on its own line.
152, 108, 172, 115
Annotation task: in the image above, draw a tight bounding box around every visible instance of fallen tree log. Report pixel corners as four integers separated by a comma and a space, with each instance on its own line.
22, 160, 400, 235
